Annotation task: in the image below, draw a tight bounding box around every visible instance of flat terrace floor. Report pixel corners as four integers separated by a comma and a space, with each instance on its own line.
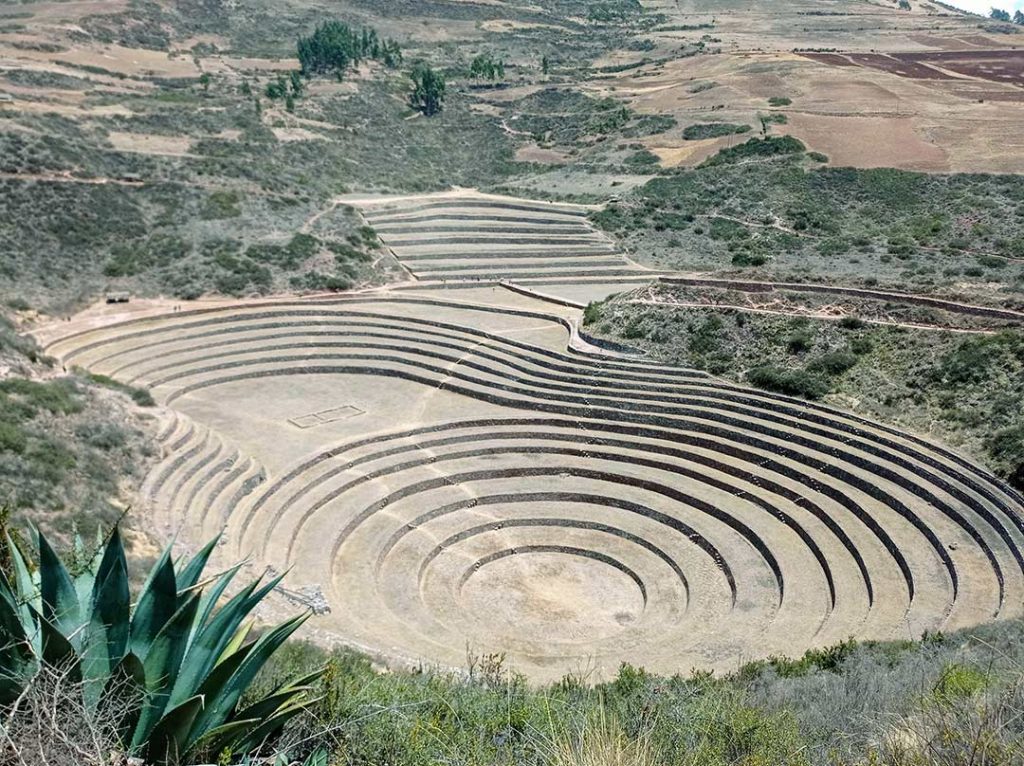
39, 285, 1024, 680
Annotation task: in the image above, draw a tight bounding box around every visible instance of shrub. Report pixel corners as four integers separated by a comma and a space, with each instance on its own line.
747, 366, 830, 399
702, 136, 805, 167
0, 422, 27, 454
682, 122, 751, 140
82, 372, 155, 407
988, 424, 1024, 489
807, 351, 858, 376
768, 96, 792, 106
932, 663, 989, 703
0, 378, 82, 415
786, 331, 814, 354
200, 190, 242, 220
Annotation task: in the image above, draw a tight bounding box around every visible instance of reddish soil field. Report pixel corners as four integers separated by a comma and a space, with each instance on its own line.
896, 50, 1024, 87
845, 53, 954, 80
806, 48, 1024, 89
800, 52, 857, 67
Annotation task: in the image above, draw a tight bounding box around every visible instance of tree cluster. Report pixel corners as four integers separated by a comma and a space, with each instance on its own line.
470, 52, 506, 81
989, 6, 1023, 22
296, 21, 402, 78
410, 64, 446, 116
265, 71, 304, 112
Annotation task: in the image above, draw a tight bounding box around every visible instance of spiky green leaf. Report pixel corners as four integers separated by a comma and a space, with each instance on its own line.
38, 531, 81, 640
80, 528, 131, 708
168, 573, 284, 709
175, 537, 220, 593
132, 592, 201, 747
187, 613, 309, 745
130, 545, 178, 660
141, 695, 204, 766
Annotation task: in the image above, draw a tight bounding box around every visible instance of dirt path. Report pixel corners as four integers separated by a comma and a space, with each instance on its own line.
0, 171, 144, 186
622, 298, 1001, 334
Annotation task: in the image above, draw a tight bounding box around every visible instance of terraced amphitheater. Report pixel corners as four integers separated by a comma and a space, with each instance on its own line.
40, 282, 1024, 679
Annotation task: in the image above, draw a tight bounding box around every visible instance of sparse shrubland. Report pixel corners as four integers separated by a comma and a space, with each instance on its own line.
588, 288, 1024, 488
593, 141, 1024, 295
0, 325, 156, 544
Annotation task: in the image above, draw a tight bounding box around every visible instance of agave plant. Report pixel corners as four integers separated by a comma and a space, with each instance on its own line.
0, 526, 319, 764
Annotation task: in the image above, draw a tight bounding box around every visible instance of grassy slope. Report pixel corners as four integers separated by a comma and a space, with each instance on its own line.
0, 313, 159, 546
0, 0, 659, 312
586, 291, 1024, 489
253, 618, 1024, 766
592, 139, 1024, 304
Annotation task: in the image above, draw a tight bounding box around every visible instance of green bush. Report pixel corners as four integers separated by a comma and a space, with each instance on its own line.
807, 350, 858, 376
702, 136, 805, 167
988, 424, 1024, 489
682, 122, 751, 140
747, 366, 830, 399
82, 372, 155, 407
200, 189, 242, 220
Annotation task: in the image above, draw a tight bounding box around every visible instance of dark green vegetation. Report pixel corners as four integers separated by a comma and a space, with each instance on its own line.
592, 138, 1024, 299
248, 621, 1024, 766
681, 122, 751, 140
469, 52, 506, 82
589, 290, 1024, 488
409, 64, 446, 116
0, 527, 316, 765
0, 327, 156, 541
296, 21, 402, 76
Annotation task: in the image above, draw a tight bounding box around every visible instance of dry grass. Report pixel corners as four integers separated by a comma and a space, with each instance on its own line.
0, 662, 131, 766
536, 706, 658, 766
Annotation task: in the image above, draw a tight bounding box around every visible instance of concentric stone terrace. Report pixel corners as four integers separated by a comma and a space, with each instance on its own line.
44, 292, 1024, 678
356, 192, 647, 282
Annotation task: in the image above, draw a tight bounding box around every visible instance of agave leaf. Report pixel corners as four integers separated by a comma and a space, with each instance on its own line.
132, 592, 201, 747
224, 696, 319, 756
168, 573, 286, 708
188, 717, 260, 759
187, 613, 309, 745
0, 586, 35, 704
100, 651, 146, 742
175, 536, 220, 593
141, 695, 205, 766
302, 749, 330, 766
130, 545, 178, 660
73, 528, 86, 564
186, 641, 252, 709
37, 530, 81, 640
190, 562, 243, 644
33, 608, 82, 682
5, 532, 40, 654
219, 619, 254, 663
6, 531, 35, 601
80, 528, 131, 708
231, 686, 315, 726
